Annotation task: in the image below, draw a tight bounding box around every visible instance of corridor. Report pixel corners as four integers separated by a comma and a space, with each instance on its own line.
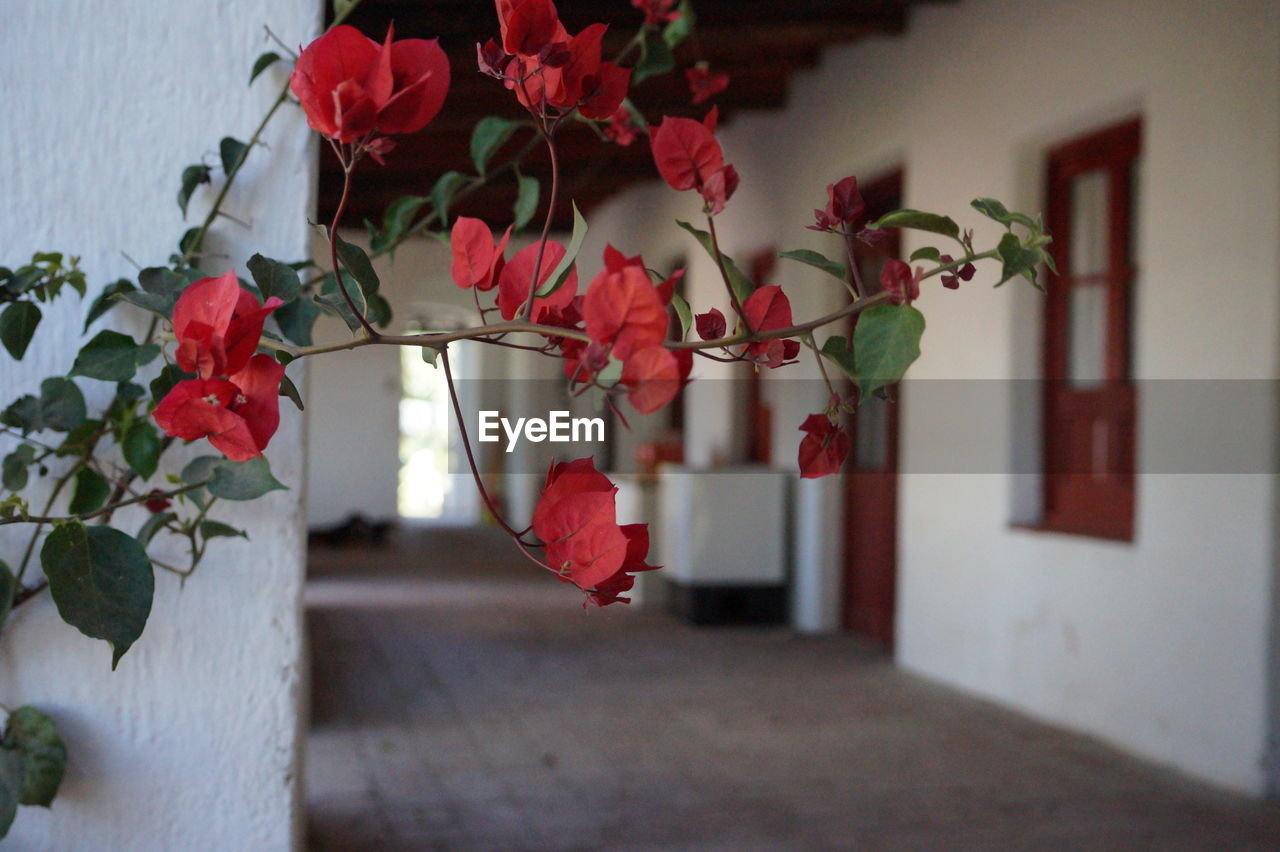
305, 527, 1280, 850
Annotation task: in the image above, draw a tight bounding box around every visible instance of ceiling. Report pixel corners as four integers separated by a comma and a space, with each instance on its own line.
320, 0, 950, 231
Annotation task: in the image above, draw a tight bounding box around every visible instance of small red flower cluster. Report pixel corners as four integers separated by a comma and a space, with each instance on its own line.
153, 272, 285, 462
687, 65, 729, 105
481, 0, 631, 121
532, 457, 658, 606
651, 107, 739, 215
290, 25, 450, 150
632, 0, 680, 27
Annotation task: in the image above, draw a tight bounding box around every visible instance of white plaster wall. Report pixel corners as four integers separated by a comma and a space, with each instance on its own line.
0, 1, 319, 847
586, 0, 1280, 794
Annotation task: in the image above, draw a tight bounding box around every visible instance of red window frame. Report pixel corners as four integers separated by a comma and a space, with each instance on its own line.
1040, 118, 1141, 541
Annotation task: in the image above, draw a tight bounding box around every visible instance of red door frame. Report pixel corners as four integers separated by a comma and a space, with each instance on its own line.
842, 169, 903, 646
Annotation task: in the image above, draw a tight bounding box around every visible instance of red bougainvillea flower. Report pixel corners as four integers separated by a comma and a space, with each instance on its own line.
604, 105, 640, 146
144, 490, 172, 514
172, 271, 282, 380
695, 307, 727, 340
621, 346, 692, 414
881, 258, 922, 305
809, 176, 866, 232
797, 413, 851, 478
501, 17, 629, 119
450, 217, 512, 291
532, 457, 657, 605
632, 0, 680, 26
687, 65, 729, 105
741, 285, 800, 368
651, 109, 739, 214
496, 240, 579, 321
290, 25, 450, 143
939, 254, 977, 290
153, 355, 286, 463
583, 246, 670, 360
496, 0, 565, 58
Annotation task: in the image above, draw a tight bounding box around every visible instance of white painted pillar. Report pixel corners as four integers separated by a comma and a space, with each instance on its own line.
0, 1, 319, 847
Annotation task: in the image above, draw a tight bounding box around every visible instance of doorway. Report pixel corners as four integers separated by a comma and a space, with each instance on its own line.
842, 169, 903, 647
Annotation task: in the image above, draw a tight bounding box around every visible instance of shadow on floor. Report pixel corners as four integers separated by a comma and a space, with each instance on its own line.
306, 526, 1280, 851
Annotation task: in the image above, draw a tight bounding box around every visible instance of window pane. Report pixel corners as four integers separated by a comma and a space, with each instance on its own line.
1069, 169, 1108, 276
1067, 284, 1108, 388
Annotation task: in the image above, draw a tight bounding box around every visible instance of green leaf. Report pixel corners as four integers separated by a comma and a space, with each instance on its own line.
0, 561, 14, 633
334, 234, 380, 297
82, 279, 135, 332
2, 706, 66, 808
670, 292, 692, 341
633, 29, 675, 84
249, 51, 281, 84
279, 373, 304, 411
366, 294, 393, 328
971, 197, 1038, 230
178, 164, 212, 218
120, 267, 186, 318
663, 0, 696, 48
70, 330, 141, 382
2, 445, 35, 492
122, 421, 161, 480
316, 272, 367, 331
909, 246, 942, 263
246, 254, 301, 303
470, 116, 521, 175
996, 232, 1042, 289
181, 455, 286, 501
274, 297, 323, 347
42, 522, 154, 668
513, 174, 540, 231
778, 249, 846, 282
538, 202, 587, 298
0, 302, 41, 360
870, 209, 960, 241
820, 335, 857, 383
68, 468, 110, 515
0, 750, 18, 838
200, 520, 247, 540
421, 348, 439, 368
149, 364, 193, 402
853, 304, 925, 397
675, 220, 754, 305
369, 195, 430, 255
430, 170, 468, 226
39, 378, 86, 433
219, 137, 249, 175
136, 511, 175, 547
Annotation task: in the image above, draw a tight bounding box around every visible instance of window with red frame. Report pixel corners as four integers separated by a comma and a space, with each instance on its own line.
1041, 118, 1141, 541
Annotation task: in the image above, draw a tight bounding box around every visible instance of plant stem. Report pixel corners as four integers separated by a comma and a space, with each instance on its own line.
328, 153, 379, 338
521, 126, 561, 321
706, 214, 750, 330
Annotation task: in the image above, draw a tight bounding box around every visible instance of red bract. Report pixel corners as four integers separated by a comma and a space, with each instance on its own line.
741, 285, 799, 367
605, 106, 640, 146
621, 346, 691, 414
152, 355, 286, 463
583, 246, 669, 360
172, 271, 282, 380
810, 175, 866, 231
695, 308, 726, 340
881, 259, 921, 305
650, 111, 739, 214
450, 217, 512, 291
797, 413, 851, 478
290, 25, 449, 143
632, 0, 679, 26
687, 65, 729, 105
496, 241, 579, 321
501, 19, 629, 119
143, 491, 172, 514
496, 0, 565, 58
532, 458, 657, 605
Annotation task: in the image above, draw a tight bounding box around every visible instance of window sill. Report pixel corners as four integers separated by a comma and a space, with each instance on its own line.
1010, 519, 1135, 544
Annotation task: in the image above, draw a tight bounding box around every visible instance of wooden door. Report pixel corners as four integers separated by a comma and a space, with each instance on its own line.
842, 170, 903, 647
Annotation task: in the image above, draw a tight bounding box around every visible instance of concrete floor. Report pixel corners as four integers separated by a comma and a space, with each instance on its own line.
305, 527, 1280, 851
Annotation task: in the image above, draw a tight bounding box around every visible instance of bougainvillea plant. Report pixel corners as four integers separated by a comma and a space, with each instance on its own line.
0, 0, 1053, 831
